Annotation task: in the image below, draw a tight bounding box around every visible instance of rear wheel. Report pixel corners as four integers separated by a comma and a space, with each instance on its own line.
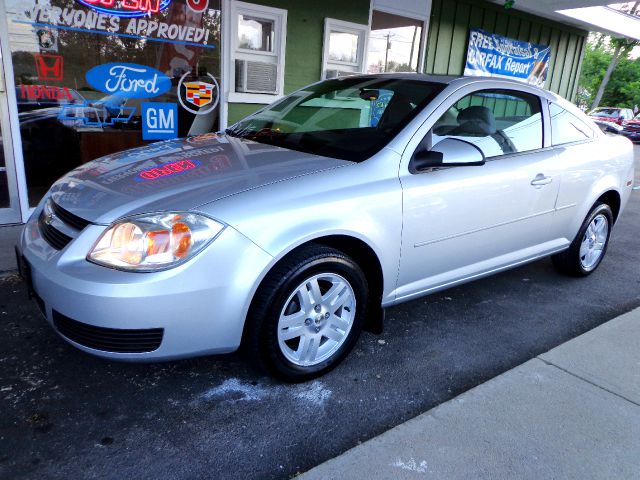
552, 203, 613, 277
244, 245, 368, 382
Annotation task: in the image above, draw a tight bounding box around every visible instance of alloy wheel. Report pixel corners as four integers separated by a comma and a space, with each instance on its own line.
277, 273, 356, 367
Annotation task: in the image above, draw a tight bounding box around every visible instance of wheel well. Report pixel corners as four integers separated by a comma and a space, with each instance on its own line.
597, 190, 621, 223
311, 236, 385, 333
246, 235, 385, 337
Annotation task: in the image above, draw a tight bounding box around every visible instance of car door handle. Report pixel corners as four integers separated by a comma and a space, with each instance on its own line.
530, 174, 552, 186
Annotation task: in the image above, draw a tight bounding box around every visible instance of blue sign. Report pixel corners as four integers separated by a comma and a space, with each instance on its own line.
464, 29, 551, 87
370, 89, 394, 127
86, 63, 172, 99
58, 100, 135, 127
142, 102, 178, 140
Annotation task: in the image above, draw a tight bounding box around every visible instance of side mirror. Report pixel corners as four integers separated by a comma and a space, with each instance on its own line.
410, 138, 486, 173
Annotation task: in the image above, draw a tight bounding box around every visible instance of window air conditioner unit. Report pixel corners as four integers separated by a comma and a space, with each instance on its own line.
235, 60, 278, 94
324, 69, 354, 79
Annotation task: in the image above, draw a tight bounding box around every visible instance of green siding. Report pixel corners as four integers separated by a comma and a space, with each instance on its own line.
228, 0, 588, 125
227, 0, 370, 124
425, 0, 588, 101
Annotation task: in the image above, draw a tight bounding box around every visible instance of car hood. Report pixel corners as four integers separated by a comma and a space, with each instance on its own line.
48, 134, 351, 224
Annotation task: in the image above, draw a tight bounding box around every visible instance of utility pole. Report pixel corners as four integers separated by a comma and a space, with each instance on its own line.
409, 26, 418, 71
384, 33, 391, 72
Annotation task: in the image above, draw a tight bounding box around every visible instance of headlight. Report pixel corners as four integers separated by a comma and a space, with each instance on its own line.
87, 212, 224, 272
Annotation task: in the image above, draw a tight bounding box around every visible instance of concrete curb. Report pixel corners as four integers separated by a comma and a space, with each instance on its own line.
301, 307, 640, 479
0, 224, 21, 273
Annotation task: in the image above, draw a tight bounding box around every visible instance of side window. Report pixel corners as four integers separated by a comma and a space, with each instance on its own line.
550, 103, 594, 146
432, 90, 543, 158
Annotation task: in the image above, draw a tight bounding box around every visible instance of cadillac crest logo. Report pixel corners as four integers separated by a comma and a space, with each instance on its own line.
184, 82, 214, 107
178, 72, 219, 115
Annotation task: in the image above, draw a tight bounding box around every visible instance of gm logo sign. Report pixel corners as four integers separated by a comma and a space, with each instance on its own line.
142, 102, 178, 141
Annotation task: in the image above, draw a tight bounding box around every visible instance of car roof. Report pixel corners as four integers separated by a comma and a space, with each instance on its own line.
338, 73, 555, 96
341, 73, 461, 84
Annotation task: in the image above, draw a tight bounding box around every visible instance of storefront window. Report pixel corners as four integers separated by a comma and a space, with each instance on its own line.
5, 0, 221, 206
367, 10, 422, 74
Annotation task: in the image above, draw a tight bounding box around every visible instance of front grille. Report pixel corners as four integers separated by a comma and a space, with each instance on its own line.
38, 200, 91, 250
38, 211, 72, 250
50, 201, 91, 230
53, 311, 164, 353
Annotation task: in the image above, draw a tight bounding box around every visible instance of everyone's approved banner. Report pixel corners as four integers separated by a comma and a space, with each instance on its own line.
464, 29, 550, 87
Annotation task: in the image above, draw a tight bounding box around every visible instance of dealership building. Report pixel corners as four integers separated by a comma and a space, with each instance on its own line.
0, 0, 639, 233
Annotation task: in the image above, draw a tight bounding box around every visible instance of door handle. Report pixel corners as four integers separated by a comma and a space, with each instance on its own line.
531, 174, 552, 186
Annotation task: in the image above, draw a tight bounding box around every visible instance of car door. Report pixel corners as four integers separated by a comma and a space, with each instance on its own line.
395, 87, 563, 301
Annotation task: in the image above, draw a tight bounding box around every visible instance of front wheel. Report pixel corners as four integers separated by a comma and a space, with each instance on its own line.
244, 245, 368, 382
552, 202, 613, 277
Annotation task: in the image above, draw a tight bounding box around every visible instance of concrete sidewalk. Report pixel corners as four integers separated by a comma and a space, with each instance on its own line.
301, 307, 640, 479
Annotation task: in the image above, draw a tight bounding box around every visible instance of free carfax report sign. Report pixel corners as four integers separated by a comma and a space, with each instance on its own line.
464, 29, 550, 87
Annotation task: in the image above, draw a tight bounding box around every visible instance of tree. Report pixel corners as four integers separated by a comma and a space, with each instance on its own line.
590, 1, 640, 110
601, 56, 640, 107
578, 44, 640, 109
577, 43, 610, 108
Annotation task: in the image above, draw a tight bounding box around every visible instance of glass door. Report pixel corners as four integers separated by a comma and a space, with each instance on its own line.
0, 40, 23, 224
367, 10, 424, 74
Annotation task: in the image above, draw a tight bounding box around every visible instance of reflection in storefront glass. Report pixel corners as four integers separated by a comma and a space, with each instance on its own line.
5, 0, 221, 206
367, 10, 422, 74
238, 15, 274, 52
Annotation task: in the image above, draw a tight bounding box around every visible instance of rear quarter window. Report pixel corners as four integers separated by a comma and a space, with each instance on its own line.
550, 103, 594, 146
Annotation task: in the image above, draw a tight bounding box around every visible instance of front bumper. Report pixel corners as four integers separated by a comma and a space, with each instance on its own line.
19, 213, 273, 361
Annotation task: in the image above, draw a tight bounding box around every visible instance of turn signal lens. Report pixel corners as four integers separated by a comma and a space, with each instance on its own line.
171, 222, 192, 259
88, 212, 223, 271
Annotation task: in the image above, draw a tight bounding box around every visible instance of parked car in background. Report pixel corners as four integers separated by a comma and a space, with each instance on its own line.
588, 107, 634, 125
17, 75, 635, 381
592, 119, 624, 135
621, 113, 640, 143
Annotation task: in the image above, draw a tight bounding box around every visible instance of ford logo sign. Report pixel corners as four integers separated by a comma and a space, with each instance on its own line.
86, 63, 172, 99
76, 0, 173, 18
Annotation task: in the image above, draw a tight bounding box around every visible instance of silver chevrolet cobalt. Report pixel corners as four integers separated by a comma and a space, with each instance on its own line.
18, 75, 635, 381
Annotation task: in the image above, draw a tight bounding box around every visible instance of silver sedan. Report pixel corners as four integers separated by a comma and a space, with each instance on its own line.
18, 74, 635, 381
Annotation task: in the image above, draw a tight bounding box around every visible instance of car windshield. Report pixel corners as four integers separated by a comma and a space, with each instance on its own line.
590, 108, 620, 117
226, 77, 445, 161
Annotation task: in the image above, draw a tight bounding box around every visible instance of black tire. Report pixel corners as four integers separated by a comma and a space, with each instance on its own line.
552, 202, 613, 277
243, 244, 368, 382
